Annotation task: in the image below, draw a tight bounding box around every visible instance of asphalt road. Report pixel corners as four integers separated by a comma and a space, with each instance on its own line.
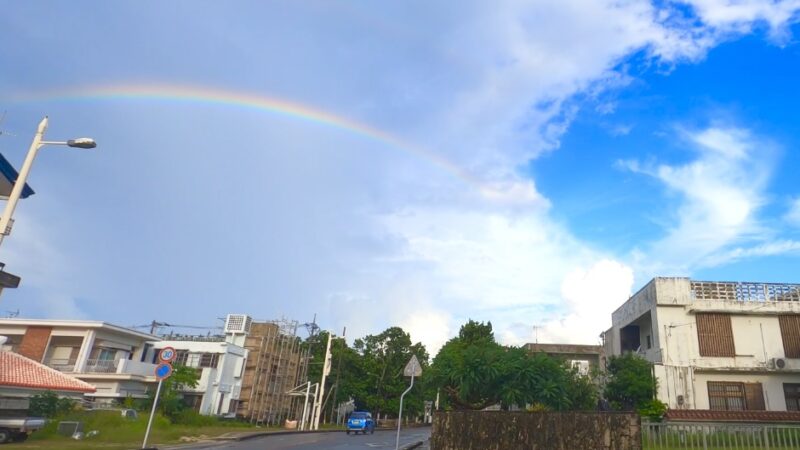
193, 429, 431, 450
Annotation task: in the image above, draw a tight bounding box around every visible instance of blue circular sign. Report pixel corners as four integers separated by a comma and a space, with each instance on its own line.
155, 363, 173, 380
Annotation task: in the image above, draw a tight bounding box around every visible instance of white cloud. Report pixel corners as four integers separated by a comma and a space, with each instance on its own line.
787, 198, 800, 226
1, 212, 86, 319
624, 125, 782, 272
538, 260, 635, 344
682, 0, 800, 40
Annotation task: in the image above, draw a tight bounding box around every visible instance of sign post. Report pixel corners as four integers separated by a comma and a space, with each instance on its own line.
396, 355, 422, 450
142, 348, 176, 449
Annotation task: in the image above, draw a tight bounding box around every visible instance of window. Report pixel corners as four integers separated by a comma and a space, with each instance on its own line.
696, 314, 735, 357
784, 384, 800, 411
646, 335, 652, 350
199, 353, 219, 368
708, 382, 764, 411
779, 315, 800, 358
186, 353, 201, 368
708, 382, 745, 410
174, 350, 189, 366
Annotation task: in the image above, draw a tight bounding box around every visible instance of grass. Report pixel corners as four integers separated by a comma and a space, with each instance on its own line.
643, 430, 800, 449
2, 410, 267, 449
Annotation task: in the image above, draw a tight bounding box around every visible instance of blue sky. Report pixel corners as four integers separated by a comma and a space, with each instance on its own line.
1, 1, 799, 351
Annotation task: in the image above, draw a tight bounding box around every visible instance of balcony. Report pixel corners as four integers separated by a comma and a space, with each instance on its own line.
45, 358, 77, 372
85, 359, 119, 373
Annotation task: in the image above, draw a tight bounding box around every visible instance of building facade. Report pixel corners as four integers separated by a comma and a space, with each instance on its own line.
149, 337, 247, 416
0, 319, 159, 404
604, 277, 800, 412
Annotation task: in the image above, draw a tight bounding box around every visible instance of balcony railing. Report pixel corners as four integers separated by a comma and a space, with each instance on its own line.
84, 358, 119, 373
45, 358, 77, 372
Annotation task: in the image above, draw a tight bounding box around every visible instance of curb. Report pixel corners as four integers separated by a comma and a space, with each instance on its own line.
157, 424, 432, 449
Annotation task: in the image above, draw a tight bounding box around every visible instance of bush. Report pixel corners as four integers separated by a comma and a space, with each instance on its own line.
637, 399, 667, 422
604, 353, 657, 411
29, 391, 76, 418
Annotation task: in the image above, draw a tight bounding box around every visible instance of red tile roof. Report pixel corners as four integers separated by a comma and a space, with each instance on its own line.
0, 351, 95, 393
666, 409, 800, 423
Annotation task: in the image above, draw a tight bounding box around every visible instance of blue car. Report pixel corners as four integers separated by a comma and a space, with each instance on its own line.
346, 411, 375, 435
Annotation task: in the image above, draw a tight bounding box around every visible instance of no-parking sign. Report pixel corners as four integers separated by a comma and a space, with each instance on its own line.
155, 363, 173, 380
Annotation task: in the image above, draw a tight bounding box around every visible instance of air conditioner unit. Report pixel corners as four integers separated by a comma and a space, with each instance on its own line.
224, 314, 252, 334
772, 357, 788, 370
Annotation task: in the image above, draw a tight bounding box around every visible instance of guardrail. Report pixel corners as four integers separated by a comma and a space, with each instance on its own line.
84, 358, 118, 373
643, 421, 800, 449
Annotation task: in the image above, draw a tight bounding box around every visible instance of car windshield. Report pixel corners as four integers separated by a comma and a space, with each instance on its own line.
350, 413, 368, 419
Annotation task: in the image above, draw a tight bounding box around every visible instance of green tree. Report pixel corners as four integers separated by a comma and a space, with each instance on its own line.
604, 353, 656, 411
428, 320, 509, 410
429, 320, 599, 411
29, 391, 75, 418
354, 327, 430, 418
145, 364, 200, 421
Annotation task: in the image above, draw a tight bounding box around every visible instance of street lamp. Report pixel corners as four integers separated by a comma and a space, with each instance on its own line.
0, 116, 97, 244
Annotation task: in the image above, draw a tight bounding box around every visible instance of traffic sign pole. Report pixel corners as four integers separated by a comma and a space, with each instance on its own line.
143, 359, 174, 449
142, 378, 163, 449
396, 355, 422, 450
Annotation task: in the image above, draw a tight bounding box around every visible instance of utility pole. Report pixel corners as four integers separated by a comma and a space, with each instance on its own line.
312, 332, 332, 430
329, 326, 346, 424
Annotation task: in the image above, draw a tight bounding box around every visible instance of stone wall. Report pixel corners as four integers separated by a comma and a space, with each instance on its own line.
430, 411, 641, 450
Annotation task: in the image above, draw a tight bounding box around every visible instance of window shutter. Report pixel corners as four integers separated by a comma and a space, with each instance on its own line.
779, 315, 800, 358
696, 314, 735, 357
744, 383, 765, 411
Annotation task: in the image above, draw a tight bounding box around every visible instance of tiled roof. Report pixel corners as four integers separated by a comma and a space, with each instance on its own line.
666, 409, 800, 423
0, 351, 95, 393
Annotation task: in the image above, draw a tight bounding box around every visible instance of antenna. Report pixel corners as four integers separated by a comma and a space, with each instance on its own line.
0, 111, 14, 137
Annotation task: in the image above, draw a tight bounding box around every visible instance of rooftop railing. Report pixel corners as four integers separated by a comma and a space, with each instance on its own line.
691, 281, 800, 302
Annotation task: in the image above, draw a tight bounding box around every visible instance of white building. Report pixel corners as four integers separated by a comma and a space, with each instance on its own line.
0, 319, 159, 404
604, 277, 800, 412
149, 335, 247, 416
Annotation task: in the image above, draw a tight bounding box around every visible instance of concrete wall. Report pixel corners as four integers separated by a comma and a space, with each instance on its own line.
431, 411, 641, 450
692, 372, 800, 411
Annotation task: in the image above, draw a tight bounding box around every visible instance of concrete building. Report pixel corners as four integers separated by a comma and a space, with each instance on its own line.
604, 277, 800, 412
0, 319, 159, 404
224, 315, 308, 425
149, 336, 247, 417
525, 343, 605, 376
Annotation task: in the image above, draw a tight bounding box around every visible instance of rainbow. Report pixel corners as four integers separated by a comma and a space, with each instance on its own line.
12, 83, 486, 189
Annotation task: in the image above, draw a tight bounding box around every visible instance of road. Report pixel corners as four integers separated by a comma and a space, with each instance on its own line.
189, 428, 431, 450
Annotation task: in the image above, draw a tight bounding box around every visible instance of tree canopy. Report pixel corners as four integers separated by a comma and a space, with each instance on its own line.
604, 352, 657, 411
428, 320, 597, 411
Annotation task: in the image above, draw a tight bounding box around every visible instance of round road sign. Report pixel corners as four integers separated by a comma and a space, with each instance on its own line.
159, 347, 177, 363
155, 363, 173, 380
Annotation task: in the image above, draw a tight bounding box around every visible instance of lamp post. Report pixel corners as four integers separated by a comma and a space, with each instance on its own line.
0, 116, 96, 246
